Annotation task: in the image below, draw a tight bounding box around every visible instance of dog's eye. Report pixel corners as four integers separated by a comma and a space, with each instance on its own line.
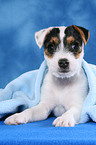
71, 42, 79, 51
47, 44, 56, 54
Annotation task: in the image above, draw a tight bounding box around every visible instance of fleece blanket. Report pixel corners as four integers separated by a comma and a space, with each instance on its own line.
0, 59, 96, 124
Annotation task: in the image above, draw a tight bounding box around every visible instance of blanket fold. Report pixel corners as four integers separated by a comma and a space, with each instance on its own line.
0, 61, 48, 119
79, 60, 96, 123
0, 59, 96, 123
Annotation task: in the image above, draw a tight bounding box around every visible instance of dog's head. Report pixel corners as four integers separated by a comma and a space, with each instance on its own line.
35, 25, 89, 78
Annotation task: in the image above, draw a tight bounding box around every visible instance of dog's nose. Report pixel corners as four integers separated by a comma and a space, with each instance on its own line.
58, 59, 69, 69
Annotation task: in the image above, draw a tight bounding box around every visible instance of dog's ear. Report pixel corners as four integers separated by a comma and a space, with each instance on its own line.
73, 25, 90, 45
35, 27, 53, 48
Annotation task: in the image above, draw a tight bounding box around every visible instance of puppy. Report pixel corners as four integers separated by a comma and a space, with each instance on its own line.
5, 25, 89, 127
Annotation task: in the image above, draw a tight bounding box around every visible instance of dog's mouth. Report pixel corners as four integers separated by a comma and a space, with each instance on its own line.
59, 70, 69, 73
53, 70, 76, 79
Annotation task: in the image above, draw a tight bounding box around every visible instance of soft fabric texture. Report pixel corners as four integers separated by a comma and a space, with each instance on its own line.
0, 60, 47, 118
0, 59, 96, 124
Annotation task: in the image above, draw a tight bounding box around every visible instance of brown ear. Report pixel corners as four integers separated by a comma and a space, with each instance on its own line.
73, 25, 90, 45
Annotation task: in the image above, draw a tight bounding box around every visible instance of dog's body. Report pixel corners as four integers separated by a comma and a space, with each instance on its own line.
4, 25, 89, 127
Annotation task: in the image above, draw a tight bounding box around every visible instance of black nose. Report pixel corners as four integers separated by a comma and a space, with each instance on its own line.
58, 59, 69, 69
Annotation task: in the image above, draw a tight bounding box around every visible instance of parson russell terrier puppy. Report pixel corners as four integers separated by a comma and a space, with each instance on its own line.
5, 25, 90, 127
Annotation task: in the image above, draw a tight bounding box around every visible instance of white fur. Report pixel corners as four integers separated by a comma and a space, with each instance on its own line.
35, 27, 53, 48
4, 27, 88, 127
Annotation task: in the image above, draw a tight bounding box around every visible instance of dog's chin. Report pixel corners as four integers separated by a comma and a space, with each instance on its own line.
52, 71, 76, 79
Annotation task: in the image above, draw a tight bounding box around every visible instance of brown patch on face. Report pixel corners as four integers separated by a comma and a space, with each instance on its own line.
43, 28, 60, 58
50, 37, 59, 45
67, 36, 75, 45
44, 49, 53, 58
74, 46, 82, 59
64, 34, 83, 59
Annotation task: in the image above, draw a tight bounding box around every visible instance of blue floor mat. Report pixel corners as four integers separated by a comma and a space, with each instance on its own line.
0, 117, 96, 145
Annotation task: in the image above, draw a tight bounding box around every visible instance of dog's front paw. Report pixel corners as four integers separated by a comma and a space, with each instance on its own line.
4, 113, 29, 125
53, 113, 76, 127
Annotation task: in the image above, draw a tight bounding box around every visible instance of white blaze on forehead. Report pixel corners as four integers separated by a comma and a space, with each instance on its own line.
59, 26, 66, 50
59, 26, 66, 39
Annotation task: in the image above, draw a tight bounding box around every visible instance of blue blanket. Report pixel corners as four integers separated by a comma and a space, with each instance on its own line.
0, 59, 96, 124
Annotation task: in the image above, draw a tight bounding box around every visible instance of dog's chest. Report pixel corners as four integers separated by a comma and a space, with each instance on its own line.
41, 71, 87, 117
41, 73, 82, 105
51, 77, 75, 104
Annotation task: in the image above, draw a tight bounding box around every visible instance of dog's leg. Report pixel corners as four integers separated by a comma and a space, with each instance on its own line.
53, 105, 81, 127
4, 102, 51, 125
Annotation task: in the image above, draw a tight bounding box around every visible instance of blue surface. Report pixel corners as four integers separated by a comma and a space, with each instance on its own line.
0, 117, 96, 145
0, 0, 96, 144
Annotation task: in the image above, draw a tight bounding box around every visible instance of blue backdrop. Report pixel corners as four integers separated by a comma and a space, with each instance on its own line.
0, 0, 96, 88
